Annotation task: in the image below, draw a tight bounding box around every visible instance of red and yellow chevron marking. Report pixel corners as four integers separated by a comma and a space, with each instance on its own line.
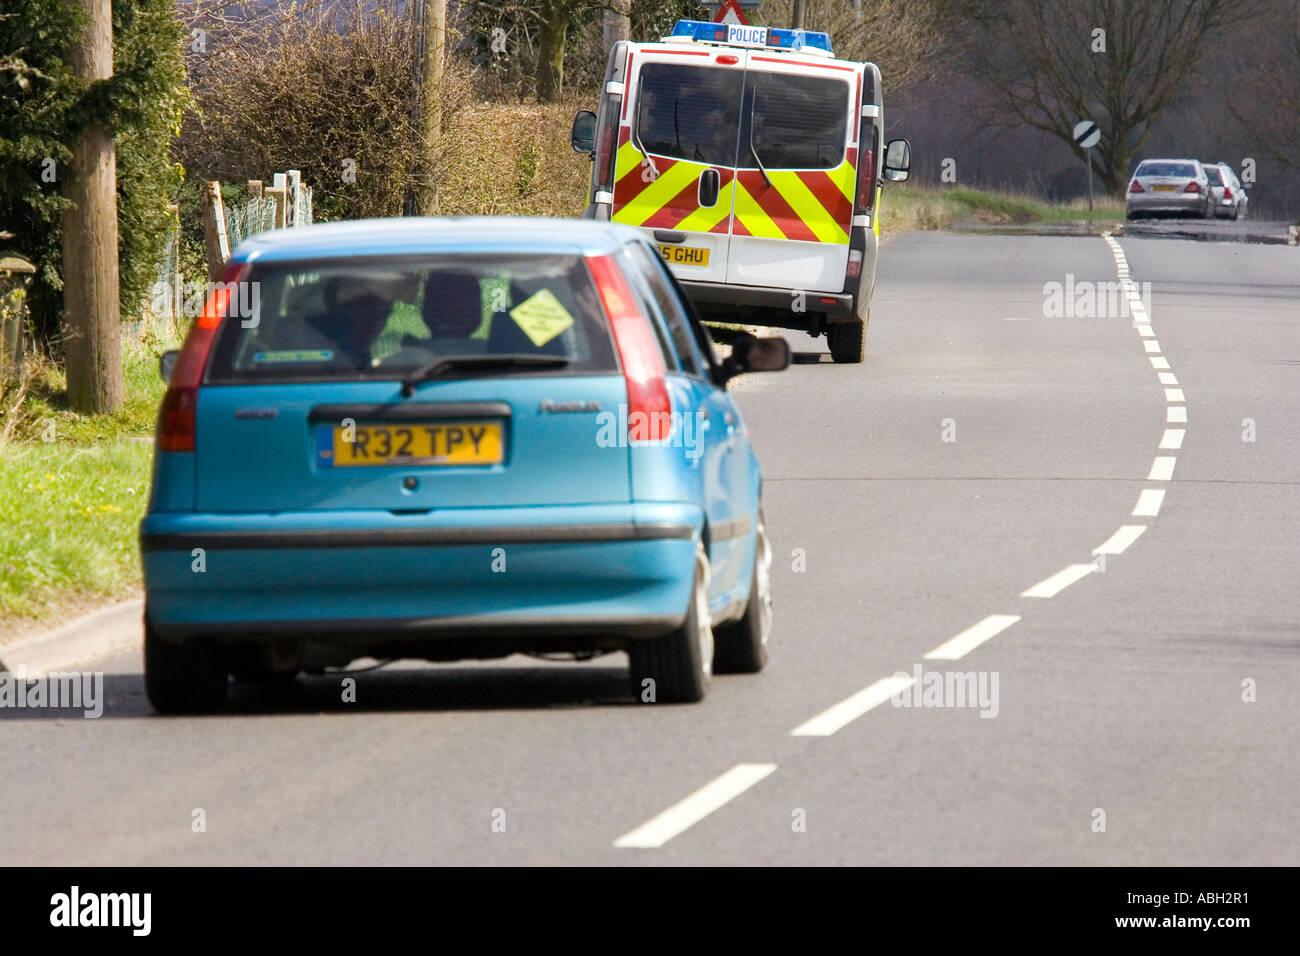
732, 149, 857, 245
611, 131, 732, 234
611, 128, 857, 244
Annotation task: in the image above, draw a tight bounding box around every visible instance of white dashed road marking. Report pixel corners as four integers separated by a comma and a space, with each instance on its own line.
1021, 563, 1098, 598
923, 614, 1022, 661
1159, 429, 1186, 450
1094, 524, 1148, 555
1148, 456, 1177, 481
613, 763, 778, 848
791, 675, 915, 737
1133, 488, 1166, 517
1167, 406, 1187, 423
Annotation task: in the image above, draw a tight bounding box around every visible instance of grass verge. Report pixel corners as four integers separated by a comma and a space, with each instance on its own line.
878, 184, 1124, 237
0, 331, 175, 639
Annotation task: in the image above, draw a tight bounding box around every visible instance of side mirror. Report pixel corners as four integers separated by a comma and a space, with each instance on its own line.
717, 333, 791, 383
883, 138, 911, 182
160, 350, 179, 383
571, 110, 597, 155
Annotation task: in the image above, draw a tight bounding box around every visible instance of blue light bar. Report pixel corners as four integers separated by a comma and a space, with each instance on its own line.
669, 19, 833, 55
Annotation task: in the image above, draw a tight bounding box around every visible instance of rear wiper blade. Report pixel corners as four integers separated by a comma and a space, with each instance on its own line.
747, 89, 773, 189
400, 354, 569, 396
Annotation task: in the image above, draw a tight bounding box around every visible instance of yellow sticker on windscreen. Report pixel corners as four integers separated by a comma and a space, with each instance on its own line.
509, 289, 575, 347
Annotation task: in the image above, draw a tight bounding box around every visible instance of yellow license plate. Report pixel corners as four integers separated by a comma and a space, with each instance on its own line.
326, 422, 503, 467
658, 244, 710, 267
1152, 184, 1178, 192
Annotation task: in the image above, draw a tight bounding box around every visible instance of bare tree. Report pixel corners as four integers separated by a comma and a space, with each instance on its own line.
1230, 2, 1300, 170
959, 0, 1253, 194
759, 0, 956, 95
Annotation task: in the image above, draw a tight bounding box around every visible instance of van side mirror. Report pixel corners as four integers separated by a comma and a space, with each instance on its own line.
571, 110, 597, 155
883, 138, 911, 182
160, 349, 179, 383
717, 333, 791, 384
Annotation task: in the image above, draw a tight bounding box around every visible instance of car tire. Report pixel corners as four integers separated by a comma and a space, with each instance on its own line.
713, 514, 772, 674
828, 321, 865, 364
628, 545, 712, 704
144, 616, 228, 714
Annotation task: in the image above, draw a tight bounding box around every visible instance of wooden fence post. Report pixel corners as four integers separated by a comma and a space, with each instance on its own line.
202, 181, 229, 283
286, 170, 301, 228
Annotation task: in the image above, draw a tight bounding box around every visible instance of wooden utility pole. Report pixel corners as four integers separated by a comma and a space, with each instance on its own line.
792, 0, 807, 29
414, 0, 446, 215
62, 0, 122, 413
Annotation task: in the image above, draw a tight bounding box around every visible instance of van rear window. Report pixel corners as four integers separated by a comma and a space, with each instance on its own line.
636, 64, 744, 167
747, 72, 849, 170
204, 255, 617, 383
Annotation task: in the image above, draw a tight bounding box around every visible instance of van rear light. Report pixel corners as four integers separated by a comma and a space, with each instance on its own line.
855, 149, 875, 211
847, 249, 863, 278
586, 254, 672, 442
1129, 180, 1144, 193
1184, 181, 1200, 193
158, 261, 249, 453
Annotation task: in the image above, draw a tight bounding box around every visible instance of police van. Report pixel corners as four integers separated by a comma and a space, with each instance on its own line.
571, 19, 910, 363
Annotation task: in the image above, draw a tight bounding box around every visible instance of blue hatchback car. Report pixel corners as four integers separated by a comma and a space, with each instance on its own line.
141, 217, 789, 712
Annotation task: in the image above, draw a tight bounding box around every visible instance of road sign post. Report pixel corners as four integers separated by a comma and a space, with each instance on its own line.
1073, 119, 1102, 219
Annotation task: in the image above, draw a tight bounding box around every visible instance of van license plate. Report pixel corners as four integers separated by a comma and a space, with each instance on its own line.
318, 422, 503, 468
658, 245, 710, 267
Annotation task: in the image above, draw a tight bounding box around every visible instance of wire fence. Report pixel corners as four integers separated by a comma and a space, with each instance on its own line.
135, 181, 315, 340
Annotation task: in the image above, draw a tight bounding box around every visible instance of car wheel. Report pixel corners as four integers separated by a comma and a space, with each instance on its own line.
828, 321, 865, 364
713, 513, 772, 674
144, 616, 228, 714
628, 545, 712, 704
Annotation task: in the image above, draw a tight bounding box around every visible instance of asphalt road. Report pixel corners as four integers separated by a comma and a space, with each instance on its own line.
4, 232, 1297, 865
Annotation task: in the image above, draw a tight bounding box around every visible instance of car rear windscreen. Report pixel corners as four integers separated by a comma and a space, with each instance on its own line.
635, 64, 743, 166
747, 72, 849, 170
1136, 162, 1198, 178
205, 254, 618, 383
1203, 166, 1223, 185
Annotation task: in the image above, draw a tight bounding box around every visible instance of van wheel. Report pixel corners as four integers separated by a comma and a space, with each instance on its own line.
828, 322, 865, 364
144, 617, 228, 714
713, 514, 772, 674
628, 546, 712, 704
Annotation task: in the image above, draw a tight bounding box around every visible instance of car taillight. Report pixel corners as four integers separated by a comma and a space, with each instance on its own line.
158, 261, 248, 452
855, 149, 875, 212
586, 254, 671, 442
1129, 180, 1144, 193
1223, 186, 1233, 199
1184, 181, 1200, 193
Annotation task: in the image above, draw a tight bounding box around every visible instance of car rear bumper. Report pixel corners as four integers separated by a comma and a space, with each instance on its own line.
141, 502, 702, 643
1126, 193, 1205, 214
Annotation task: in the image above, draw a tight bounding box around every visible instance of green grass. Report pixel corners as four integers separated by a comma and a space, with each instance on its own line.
0, 331, 178, 632
878, 184, 1125, 237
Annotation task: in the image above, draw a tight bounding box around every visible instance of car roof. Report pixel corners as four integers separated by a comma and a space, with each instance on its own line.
232, 216, 648, 263
1137, 158, 1204, 167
